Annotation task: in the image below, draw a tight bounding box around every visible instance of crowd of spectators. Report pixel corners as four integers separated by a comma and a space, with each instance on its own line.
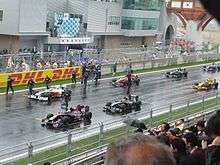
0, 51, 108, 73
105, 110, 220, 165
3, 57, 76, 73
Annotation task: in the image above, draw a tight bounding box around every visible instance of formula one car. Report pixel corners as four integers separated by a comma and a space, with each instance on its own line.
28, 86, 71, 103
41, 105, 92, 130
192, 78, 215, 91
165, 68, 188, 79
112, 74, 140, 87
202, 64, 220, 73
103, 95, 141, 115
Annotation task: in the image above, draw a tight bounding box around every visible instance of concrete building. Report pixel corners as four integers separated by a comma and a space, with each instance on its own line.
0, 0, 176, 53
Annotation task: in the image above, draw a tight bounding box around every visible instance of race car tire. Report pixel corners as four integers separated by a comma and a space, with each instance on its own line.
84, 120, 91, 126
106, 109, 112, 114
41, 123, 45, 127
45, 123, 53, 129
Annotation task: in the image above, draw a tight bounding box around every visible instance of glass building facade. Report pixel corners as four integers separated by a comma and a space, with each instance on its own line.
121, 17, 159, 30
123, 0, 162, 11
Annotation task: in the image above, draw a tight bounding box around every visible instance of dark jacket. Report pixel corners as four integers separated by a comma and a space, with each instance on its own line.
205, 146, 220, 165
174, 153, 196, 165
191, 148, 205, 165
7, 78, 13, 86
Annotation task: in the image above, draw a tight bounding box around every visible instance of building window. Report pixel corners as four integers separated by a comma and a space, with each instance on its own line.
0, 10, 3, 21
121, 17, 159, 30
108, 16, 120, 25
123, 0, 162, 11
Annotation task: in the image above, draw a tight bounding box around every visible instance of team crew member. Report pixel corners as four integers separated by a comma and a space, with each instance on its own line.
83, 106, 92, 125
6, 76, 14, 95
127, 72, 132, 95
44, 76, 52, 89
81, 63, 87, 84
214, 79, 219, 90
71, 69, 77, 84
112, 62, 117, 76
27, 79, 35, 95
83, 72, 89, 89
97, 64, 101, 79
63, 90, 71, 111
94, 69, 99, 86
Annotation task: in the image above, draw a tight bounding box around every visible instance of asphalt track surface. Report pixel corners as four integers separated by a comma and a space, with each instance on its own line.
0, 66, 219, 149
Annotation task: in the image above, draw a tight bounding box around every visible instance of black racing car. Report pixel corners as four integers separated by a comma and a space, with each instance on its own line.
103, 95, 141, 115
165, 68, 188, 79
41, 107, 92, 130
202, 65, 220, 73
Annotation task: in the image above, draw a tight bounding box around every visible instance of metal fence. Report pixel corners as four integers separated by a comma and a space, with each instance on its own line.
53, 105, 218, 165
0, 46, 219, 74
1, 90, 220, 165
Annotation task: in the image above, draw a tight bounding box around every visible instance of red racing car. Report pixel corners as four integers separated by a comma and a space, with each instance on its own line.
111, 74, 140, 87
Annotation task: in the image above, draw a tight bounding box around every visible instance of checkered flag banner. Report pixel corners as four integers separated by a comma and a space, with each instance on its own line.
54, 13, 80, 37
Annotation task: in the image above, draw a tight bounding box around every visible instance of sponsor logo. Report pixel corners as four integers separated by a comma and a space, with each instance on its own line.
0, 67, 80, 87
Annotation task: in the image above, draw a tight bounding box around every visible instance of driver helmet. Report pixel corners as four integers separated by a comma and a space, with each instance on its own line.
85, 106, 90, 112
123, 97, 128, 100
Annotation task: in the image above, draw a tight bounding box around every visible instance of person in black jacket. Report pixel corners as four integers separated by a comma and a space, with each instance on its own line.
183, 132, 205, 165
44, 76, 51, 89
213, 79, 219, 90
27, 79, 35, 95
71, 69, 77, 84
127, 72, 132, 95
6, 76, 14, 95
171, 138, 196, 165
204, 111, 220, 165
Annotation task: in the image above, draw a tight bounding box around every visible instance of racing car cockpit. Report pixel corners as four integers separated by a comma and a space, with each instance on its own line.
111, 74, 140, 87
103, 95, 141, 115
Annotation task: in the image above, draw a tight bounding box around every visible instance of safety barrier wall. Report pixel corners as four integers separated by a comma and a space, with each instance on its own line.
0, 90, 219, 165
0, 67, 80, 88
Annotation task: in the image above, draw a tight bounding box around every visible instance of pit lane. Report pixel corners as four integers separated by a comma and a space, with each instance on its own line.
0, 66, 219, 149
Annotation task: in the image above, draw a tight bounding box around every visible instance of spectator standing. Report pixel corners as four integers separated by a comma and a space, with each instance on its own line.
6, 76, 14, 95
196, 120, 206, 143
105, 134, 176, 165
171, 138, 196, 165
44, 76, 52, 89
183, 132, 205, 165
204, 111, 220, 165
27, 79, 35, 95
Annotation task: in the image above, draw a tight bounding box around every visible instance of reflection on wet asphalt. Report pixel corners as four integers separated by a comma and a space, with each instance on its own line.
0, 66, 219, 148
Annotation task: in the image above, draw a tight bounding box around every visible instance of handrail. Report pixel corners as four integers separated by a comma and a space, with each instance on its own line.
52, 106, 218, 165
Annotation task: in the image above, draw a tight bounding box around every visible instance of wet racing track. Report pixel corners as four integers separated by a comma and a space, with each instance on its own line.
0, 66, 219, 149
